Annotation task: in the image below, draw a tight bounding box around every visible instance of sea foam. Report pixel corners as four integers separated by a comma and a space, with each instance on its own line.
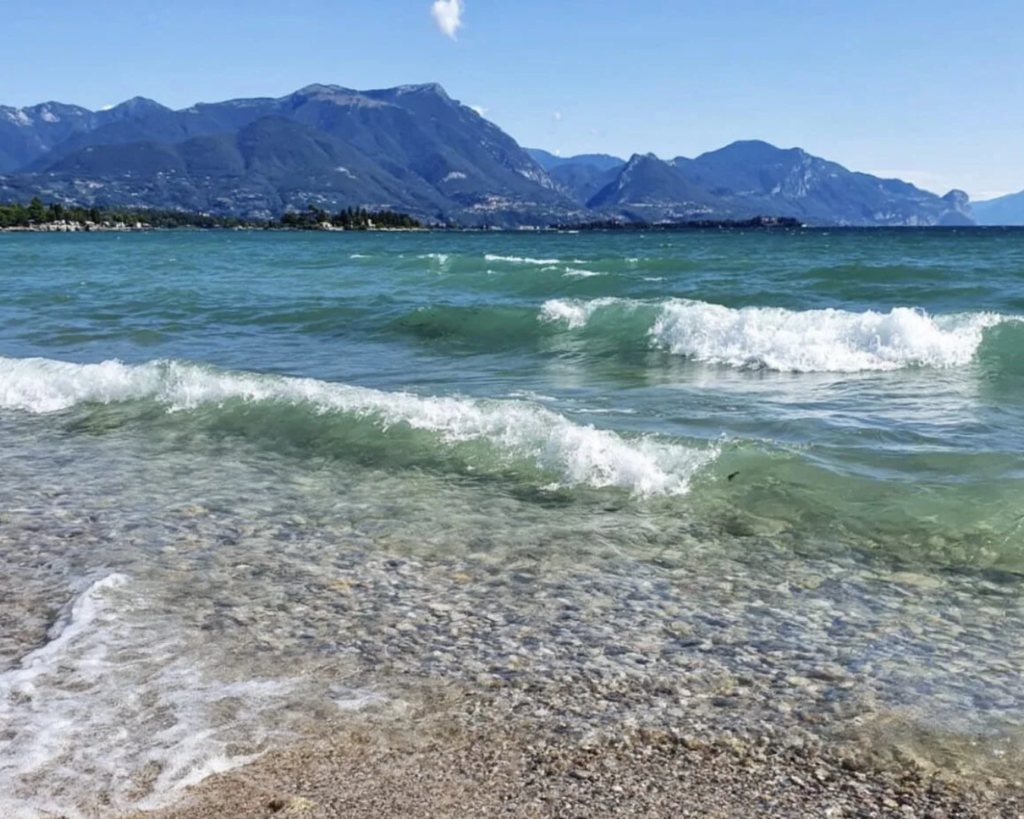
0, 575, 319, 818
539, 297, 627, 329
0, 356, 713, 496
563, 268, 606, 279
540, 298, 1013, 372
484, 254, 562, 265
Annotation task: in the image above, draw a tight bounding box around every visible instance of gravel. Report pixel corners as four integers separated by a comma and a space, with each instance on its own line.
136, 683, 1024, 819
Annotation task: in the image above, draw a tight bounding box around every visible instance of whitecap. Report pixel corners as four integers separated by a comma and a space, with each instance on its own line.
0, 356, 714, 496
484, 254, 561, 265
539, 297, 630, 330
537, 298, 1016, 373
651, 301, 1010, 372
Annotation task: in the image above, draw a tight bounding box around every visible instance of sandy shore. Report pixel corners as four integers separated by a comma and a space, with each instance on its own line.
135, 682, 1022, 819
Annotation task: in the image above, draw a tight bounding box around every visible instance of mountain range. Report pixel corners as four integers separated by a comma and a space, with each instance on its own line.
972, 191, 1024, 226
0, 83, 986, 226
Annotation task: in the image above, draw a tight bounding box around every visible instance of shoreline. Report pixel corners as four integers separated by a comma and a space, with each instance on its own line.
0, 223, 429, 233
112, 538, 1024, 819
136, 678, 1022, 819
4, 486, 1024, 816
4, 223, 1021, 235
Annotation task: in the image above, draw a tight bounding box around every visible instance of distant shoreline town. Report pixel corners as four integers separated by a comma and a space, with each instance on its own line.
1, 198, 806, 232
8, 202, 1020, 233
0, 199, 817, 233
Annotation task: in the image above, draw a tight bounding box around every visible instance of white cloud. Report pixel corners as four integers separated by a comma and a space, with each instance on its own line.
469, 104, 487, 117
431, 0, 464, 39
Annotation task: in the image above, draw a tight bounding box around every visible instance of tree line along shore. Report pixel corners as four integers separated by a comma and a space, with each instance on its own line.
1, 198, 806, 233
0, 199, 425, 231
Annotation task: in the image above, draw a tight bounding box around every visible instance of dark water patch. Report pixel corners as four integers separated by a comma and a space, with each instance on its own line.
385, 304, 550, 350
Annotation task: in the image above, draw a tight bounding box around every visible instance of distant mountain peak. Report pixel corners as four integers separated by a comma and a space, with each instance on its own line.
2, 101, 92, 126
392, 82, 450, 98
702, 139, 806, 162
294, 83, 351, 97
106, 96, 170, 114
288, 85, 378, 108
626, 152, 660, 166
728, 139, 780, 150
287, 84, 407, 111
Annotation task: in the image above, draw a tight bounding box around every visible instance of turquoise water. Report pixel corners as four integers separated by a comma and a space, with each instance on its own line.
2, 228, 1024, 814
4, 229, 1024, 568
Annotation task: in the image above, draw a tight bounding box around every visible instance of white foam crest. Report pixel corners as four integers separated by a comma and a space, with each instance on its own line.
1, 357, 168, 413
0, 575, 331, 818
536, 299, 1013, 373
348, 253, 372, 259
0, 356, 713, 496
505, 390, 558, 402
484, 254, 561, 265
651, 301, 1010, 372
563, 268, 606, 279
538, 297, 625, 330
0, 574, 130, 701
418, 252, 450, 264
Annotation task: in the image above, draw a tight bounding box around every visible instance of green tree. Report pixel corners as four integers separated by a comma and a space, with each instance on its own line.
27, 197, 46, 224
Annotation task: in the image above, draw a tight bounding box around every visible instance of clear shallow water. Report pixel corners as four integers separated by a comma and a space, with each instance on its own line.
2, 228, 1024, 815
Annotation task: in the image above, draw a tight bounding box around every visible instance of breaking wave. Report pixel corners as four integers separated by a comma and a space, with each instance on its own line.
0, 356, 714, 496
540, 298, 1020, 372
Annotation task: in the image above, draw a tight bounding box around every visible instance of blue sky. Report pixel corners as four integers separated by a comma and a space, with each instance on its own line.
1, 0, 1022, 199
